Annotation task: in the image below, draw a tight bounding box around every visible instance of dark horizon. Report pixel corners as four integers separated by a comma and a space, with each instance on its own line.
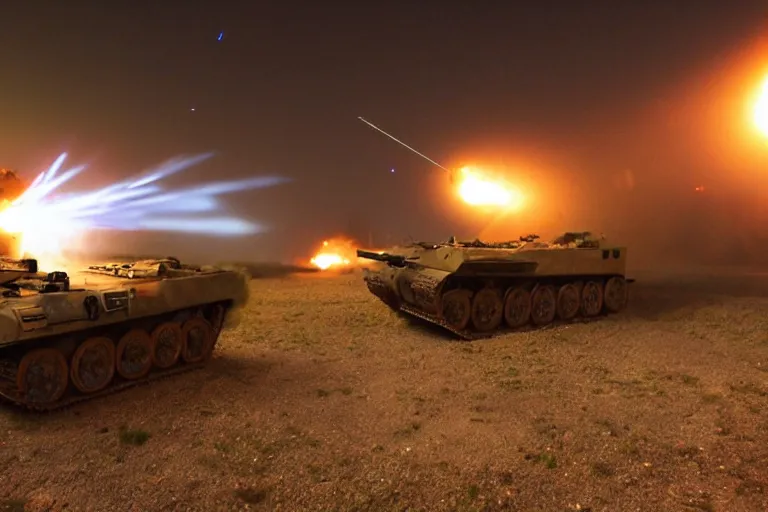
2, 2, 768, 270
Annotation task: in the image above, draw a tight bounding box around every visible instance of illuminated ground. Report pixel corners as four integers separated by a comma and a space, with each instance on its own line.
2, 269, 768, 511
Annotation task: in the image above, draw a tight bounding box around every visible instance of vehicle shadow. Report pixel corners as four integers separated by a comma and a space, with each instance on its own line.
0, 354, 278, 422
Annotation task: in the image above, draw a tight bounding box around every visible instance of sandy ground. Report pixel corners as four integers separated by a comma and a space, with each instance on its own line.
1, 268, 768, 512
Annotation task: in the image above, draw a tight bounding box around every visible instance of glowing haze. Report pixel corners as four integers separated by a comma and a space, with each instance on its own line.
0, 152, 288, 270
754, 74, 768, 136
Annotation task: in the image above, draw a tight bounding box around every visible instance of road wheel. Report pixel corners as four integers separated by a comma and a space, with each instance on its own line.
504, 287, 531, 328
580, 281, 603, 317
151, 322, 184, 369
17, 348, 69, 405
471, 288, 503, 332
116, 329, 153, 379
182, 318, 216, 363
70, 337, 115, 393
556, 283, 580, 320
530, 285, 556, 326
604, 277, 628, 313
440, 289, 472, 330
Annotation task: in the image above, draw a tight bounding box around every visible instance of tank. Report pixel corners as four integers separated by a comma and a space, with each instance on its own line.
356, 232, 632, 340
0, 256, 250, 411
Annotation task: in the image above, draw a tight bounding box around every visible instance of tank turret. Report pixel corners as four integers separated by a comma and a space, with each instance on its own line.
356, 231, 632, 339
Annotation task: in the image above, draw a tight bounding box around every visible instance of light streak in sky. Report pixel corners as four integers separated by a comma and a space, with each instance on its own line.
0, 152, 288, 262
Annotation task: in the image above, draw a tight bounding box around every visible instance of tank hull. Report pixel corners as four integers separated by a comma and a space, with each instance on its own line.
359, 235, 633, 340
0, 263, 250, 411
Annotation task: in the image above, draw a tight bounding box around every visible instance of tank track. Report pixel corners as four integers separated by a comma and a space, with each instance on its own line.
399, 303, 480, 340
398, 303, 606, 341
395, 277, 635, 341
0, 359, 207, 412
0, 303, 229, 412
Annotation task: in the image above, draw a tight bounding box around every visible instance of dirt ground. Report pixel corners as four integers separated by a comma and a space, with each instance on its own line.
2, 268, 768, 512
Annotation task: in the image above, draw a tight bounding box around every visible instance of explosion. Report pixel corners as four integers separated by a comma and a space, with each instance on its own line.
755, 74, 768, 137
310, 238, 357, 271
0, 152, 288, 271
455, 166, 525, 209
357, 118, 528, 211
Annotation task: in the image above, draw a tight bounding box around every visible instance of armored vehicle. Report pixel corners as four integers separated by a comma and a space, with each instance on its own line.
87, 257, 184, 279
356, 232, 631, 340
0, 257, 249, 410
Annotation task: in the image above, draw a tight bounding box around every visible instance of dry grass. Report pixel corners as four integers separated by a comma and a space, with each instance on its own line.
2, 268, 768, 511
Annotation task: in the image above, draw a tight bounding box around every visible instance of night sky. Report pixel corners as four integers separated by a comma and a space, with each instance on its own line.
2, 2, 768, 268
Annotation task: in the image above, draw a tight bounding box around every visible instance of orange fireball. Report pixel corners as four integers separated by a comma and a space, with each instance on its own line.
455, 166, 525, 210
310, 238, 358, 270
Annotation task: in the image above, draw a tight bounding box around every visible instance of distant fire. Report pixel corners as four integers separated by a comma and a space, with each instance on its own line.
310, 238, 357, 270
311, 242, 350, 270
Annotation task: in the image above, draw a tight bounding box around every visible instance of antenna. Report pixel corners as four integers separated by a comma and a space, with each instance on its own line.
358, 117, 451, 173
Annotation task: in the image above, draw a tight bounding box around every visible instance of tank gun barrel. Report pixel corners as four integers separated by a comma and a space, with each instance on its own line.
356, 249, 407, 267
